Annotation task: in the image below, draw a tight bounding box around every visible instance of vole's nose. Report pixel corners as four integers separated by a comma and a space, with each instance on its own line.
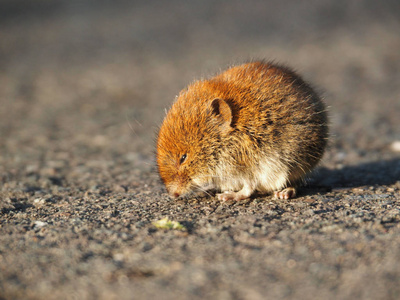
167, 186, 181, 198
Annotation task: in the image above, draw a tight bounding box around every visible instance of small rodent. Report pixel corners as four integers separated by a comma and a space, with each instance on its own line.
157, 61, 328, 201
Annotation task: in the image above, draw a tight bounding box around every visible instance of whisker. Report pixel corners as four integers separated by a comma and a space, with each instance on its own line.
193, 185, 214, 198
125, 112, 137, 135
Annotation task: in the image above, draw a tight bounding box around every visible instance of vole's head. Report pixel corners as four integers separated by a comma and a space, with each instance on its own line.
157, 93, 233, 199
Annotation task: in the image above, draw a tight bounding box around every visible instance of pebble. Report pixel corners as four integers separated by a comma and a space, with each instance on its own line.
33, 198, 46, 205
33, 221, 47, 229
390, 141, 400, 152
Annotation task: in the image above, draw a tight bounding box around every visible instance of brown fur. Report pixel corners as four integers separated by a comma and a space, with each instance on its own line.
157, 61, 328, 200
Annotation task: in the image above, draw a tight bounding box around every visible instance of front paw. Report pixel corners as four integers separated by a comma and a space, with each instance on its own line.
274, 187, 297, 200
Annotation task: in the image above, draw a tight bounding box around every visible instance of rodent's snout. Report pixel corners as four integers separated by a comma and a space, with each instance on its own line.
171, 192, 180, 199
165, 178, 190, 199
167, 186, 181, 199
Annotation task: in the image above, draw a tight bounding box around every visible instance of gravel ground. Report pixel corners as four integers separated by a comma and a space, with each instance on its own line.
1, 1, 400, 299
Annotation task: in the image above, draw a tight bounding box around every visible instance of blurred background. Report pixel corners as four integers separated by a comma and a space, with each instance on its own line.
1, 0, 399, 180
1, 1, 400, 298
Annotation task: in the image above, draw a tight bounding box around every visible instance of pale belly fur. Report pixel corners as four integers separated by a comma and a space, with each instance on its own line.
213, 155, 291, 193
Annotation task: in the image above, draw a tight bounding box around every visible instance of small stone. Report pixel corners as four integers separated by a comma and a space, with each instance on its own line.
390, 141, 400, 152
113, 253, 124, 262
304, 198, 315, 203
33, 221, 47, 229
304, 209, 315, 216
33, 198, 46, 205
113, 184, 127, 193
335, 151, 347, 161
287, 259, 297, 268
352, 188, 365, 193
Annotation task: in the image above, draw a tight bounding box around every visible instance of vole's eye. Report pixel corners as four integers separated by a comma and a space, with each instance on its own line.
179, 153, 187, 164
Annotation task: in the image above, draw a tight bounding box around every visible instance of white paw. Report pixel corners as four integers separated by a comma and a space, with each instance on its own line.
274, 187, 297, 200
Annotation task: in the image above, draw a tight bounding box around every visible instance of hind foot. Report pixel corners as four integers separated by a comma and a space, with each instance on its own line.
274, 187, 297, 200
217, 183, 254, 201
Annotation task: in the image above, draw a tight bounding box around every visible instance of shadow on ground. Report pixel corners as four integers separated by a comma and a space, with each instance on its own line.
311, 158, 400, 191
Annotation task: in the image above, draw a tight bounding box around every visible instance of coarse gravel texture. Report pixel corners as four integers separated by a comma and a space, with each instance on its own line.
1, 1, 400, 299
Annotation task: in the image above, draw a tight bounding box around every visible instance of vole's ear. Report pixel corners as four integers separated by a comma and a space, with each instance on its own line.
210, 98, 232, 130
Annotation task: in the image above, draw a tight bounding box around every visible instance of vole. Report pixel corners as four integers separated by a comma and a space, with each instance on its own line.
156, 61, 328, 201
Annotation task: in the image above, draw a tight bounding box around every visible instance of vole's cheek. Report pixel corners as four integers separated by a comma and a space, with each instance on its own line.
191, 175, 211, 189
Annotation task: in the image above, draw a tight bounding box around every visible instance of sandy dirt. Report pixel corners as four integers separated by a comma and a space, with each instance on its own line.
1, 1, 400, 299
